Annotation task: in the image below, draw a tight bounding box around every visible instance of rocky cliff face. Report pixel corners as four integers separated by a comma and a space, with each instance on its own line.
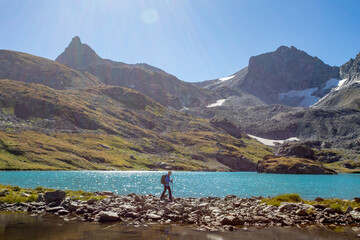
56, 37, 218, 109
314, 51, 360, 110
0, 50, 103, 90
241, 46, 340, 105
340, 52, 360, 84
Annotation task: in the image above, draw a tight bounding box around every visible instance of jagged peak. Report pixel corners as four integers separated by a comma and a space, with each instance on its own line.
56, 36, 100, 69
72, 36, 81, 43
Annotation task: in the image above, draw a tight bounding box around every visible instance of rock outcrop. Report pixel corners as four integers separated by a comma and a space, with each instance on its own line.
257, 156, 337, 175
275, 143, 315, 159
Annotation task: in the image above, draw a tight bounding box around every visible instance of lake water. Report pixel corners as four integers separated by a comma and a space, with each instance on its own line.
0, 171, 360, 200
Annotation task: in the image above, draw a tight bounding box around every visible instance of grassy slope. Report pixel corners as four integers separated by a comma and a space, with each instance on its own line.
0, 184, 105, 203
0, 80, 272, 171
0, 50, 103, 89
262, 193, 360, 213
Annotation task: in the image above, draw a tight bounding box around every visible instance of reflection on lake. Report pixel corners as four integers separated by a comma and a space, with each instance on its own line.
0, 213, 359, 240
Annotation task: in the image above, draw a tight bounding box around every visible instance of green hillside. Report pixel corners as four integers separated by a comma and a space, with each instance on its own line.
0, 79, 272, 171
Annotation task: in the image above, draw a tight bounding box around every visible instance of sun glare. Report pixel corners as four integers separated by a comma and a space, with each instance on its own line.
140, 8, 159, 24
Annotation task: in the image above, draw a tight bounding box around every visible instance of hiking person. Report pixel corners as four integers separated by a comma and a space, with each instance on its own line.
160, 171, 173, 201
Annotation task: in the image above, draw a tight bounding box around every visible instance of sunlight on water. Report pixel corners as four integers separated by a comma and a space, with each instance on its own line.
1, 171, 360, 200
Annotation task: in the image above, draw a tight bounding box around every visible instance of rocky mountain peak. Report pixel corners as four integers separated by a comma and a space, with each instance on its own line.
242, 46, 340, 105
56, 36, 100, 70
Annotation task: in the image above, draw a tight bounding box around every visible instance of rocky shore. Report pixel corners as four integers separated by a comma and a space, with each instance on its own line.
1, 190, 360, 232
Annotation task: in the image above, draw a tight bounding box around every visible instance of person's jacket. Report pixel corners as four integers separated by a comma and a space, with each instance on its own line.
165, 174, 171, 186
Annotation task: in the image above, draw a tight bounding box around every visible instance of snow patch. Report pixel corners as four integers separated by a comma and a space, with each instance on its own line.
219, 75, 235, 82
334, 78, 347, 91
279, 78, 342, 107
206, 99, 226, 108
279, 87, 319, 107
248, 134, 299, 146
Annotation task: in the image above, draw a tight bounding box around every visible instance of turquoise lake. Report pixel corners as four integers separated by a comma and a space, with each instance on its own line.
0, 171, 360, 200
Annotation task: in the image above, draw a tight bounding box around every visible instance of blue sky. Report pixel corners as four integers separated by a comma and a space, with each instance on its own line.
1, 0, 359, 82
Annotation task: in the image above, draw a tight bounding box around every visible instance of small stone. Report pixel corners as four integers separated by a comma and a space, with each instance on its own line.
58, 209, 70, 215
45, 206, 64, 213
146, 213, 162, 220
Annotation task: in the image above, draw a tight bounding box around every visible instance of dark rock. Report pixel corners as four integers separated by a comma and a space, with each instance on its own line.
86, 199, 98, 205
124, 212, 141, 219
95, 191, 116, 197
96, 211, 121, 223
0, 190, 9, 197
210, 118, 245, 139
36, 193, 45, 202
276, 143, 314, 159
220, 215, 243, 225
314, 197, 324, 202
44, 190, 66, 204
296, 208, 308, 216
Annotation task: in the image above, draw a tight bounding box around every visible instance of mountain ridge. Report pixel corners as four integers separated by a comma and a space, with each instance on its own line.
56, 36, 218, 110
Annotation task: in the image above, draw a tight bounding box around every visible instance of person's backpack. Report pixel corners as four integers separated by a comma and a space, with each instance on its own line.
161, 174, 167, 185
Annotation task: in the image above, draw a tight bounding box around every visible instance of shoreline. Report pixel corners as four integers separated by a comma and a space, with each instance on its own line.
1, 169, 360, 174
1, 187, 360, 232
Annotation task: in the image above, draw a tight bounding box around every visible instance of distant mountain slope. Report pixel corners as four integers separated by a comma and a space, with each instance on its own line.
195, 46, 340, 107
184, 104, 360, 150
0, 79, 272, 171
56, 36, 218, 109
0, 50, 103, 90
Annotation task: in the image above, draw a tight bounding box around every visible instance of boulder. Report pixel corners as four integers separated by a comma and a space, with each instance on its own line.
0, 190, 9, 197
44, 190, 66, 203
276, 143, 314, 159
96, 211, 121, 223
295, 208, 308, 216
220, 215, 243, 225
350, 210, 360, 220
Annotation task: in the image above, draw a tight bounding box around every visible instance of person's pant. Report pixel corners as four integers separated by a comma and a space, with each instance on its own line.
161, 185, 172, 200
